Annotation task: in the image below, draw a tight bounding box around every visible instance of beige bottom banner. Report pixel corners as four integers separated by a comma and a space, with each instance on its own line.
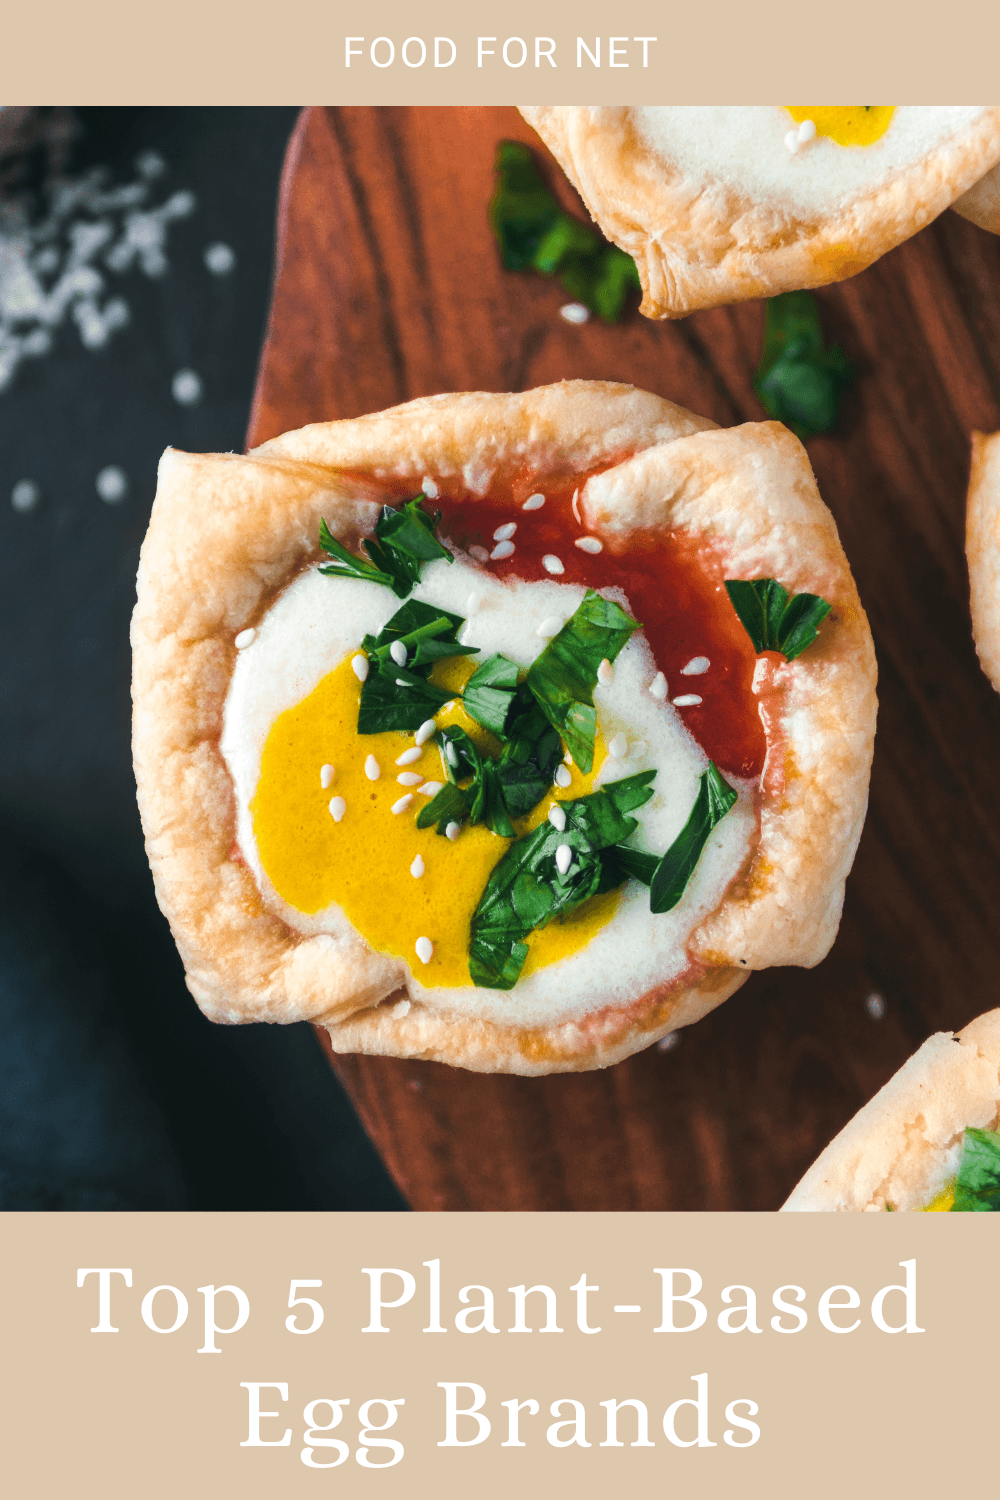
3, 1211, 994, 1497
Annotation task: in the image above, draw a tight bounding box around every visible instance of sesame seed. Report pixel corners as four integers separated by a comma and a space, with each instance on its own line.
392, 998, 412, 1018
234, 627, 256, 649
395, 678, 410, 687
542, 554, 564, 575
597, 658, 614, 686
657, 1032, 680, 1053
445, 821, 461, 841
866, 992, 886, 1021
493, 521, 517, 542
415, 936, 434, 964
11, 480, 39, 513
672, 694, 702, 707
421, 476, 439, 499
329, 796, 347, 822
320, 764, 335, 789
609, 732, 628, 759
391, 793, 414, 815
548, 805, 567, 832
560, 301, 590, 324
96, 465, 128, 504
554, 764, 572, 788
575, 536, 603, 554
419, 781, 444, 796
555, 844, 573, 875
364, 755, 380, 781
798, 118, 817, 143
784, 129, 800, 154
415, 719, 437, 745
397, 771, 423, 786
571, 489, 582, 524
491, 539, 515, 560
445, 740, 458, 767
537, 616, 564, 638
171, 368, 202, 406
469, 545, 490, 562
352, 655, 369, 682
410, 855, 425, 878
650, 672, 668, 700
389, 640, 408, 667
522, 493, 545, 510
396, 747, 423, 766
466, 592, 482, 614
681, 656, 710, 675
627, 740, 648, 760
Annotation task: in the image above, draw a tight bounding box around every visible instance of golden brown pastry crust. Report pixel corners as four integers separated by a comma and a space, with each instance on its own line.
967, 430, 1000, 694
132, 381, 877, 1075
781, 1009, 1000, 1211
953, 162, 1000, 234
520, 106, 1000, 319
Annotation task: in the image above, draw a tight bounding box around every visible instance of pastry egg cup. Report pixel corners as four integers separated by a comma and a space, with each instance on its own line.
967, 429, 1000, 695
519, 107, 1000, 320
132, 381, 877, 1076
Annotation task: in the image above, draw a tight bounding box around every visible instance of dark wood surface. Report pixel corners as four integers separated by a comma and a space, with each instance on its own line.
246, 105, 1000, 1211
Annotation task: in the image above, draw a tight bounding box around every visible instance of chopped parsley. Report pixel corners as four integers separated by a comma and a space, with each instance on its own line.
951, 1126, 1000, 1212
319, 495, 452, 599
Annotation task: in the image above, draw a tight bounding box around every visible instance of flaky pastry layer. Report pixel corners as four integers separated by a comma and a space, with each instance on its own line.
967, 430, 1000, 694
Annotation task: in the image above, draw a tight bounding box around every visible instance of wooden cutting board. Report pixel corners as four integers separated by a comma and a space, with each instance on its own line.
246, 105, 1000, 1211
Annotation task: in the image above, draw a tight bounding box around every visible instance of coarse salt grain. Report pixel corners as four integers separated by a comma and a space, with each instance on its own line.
397, 771, 423, 786
415, 719, 437, 745
555, 844, 573, 875
469, 545, 490, 562
234, 627, 256, 649
493, 521, 517, 542
445, 821, 461, 841
421, 476, 439, 499
575, 536, 603, 554
391, 793, 414, 815
329, 796, 346, 822
672, 694, 702, 707
389, 640, 408, 666
649, 672, 668, 700
542, 554, 564, 575
352, 655, 369, 682
537, 616, 563, 638
554, 764, 572, 788
410, 855, 425, 878
597, 658, 613, 686
609, 733, 628, 760
681, 656, 710, 675
491, 539, 515, 560
548, 805, 567, 832
415, 936, 434, 964
522, 493, 545, 510
364, 755, 380, 781
396, 747, 422, 766
320, 764, 335, 789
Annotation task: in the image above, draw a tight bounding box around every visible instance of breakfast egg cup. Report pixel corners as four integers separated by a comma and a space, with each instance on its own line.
519, 107, 1000, 319
782, 1009, 1000, 1211
132, 381, 876, 1076
967, 429, 1000, 695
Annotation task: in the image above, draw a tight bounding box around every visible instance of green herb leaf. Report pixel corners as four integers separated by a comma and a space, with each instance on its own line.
724, 578, 832, 661
357, 665, 454, 735
489, 140, 641, 324
754, 290, 854, 439
468, 773, 654, 989
526, 590, 639, 774
320, 496, 451, 600
415, 780, 469, 837
951, 1126, 1000, 1212
649, 763, 738, 915
462, 653, 521, 737
318, 518, 396, 589
494, 685, 564, 821
357, 600, 475, 735
417, 727, 516, 839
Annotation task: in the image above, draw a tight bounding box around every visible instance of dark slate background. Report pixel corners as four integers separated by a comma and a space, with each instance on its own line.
0, 107, 405, 1210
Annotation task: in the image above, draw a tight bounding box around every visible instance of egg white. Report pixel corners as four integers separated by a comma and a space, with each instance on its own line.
631, 105, 992, 216
222, 552, 758, 1028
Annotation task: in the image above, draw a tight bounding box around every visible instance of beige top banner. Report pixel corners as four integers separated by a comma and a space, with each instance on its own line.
4, 0, 1000, 101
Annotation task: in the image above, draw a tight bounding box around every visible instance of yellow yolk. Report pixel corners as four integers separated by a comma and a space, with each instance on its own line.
785, 106, 895, 147
251, 650, 620, 987
922, 1183, 956, 1212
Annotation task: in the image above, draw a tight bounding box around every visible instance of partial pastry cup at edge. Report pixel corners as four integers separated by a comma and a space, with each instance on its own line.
967, 429, 1000, 694
131, 380, 878, 1076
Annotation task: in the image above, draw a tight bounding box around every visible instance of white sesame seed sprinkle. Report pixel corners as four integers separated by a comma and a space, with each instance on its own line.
522, 493, 545, 510
329, 796, 346, 822
555, 844, 573, 875
415, 936, 434, 964
537, 616, 564, 638
320, 764, 335, 789
548, 805, 567, 832
785, 129, 800, 155
681, 656, 711, 676
392, 998, 412, 1017
491, 539, 515, 561
650, 672, 668, 701
415, 719, 437, 745
352, 654, 369, 682
421, 476, 439, 499
672, 694, 703, 707
560, 301, 590, 324
445, 741, 458, 768
469, 545, 490, 562
234, 627, 256, 649
609, 732, 628, 760
419, 781, 444, 796
410, 855, 425, 878
554, 764, 572, 788
397, 771, 423, 786
396, 747, 423, 766
542, 554, 564, 575
389, 640, 408, 666
571, 489, 582, 524
798, 118, 817, 144
597, 658, 614, 686
395, 679, 410, 687
445, 821, 461, 841
391, 793, 414, 815
493, 521, 517, 542
575, 536, 603, 554
364, 755, 380, 781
